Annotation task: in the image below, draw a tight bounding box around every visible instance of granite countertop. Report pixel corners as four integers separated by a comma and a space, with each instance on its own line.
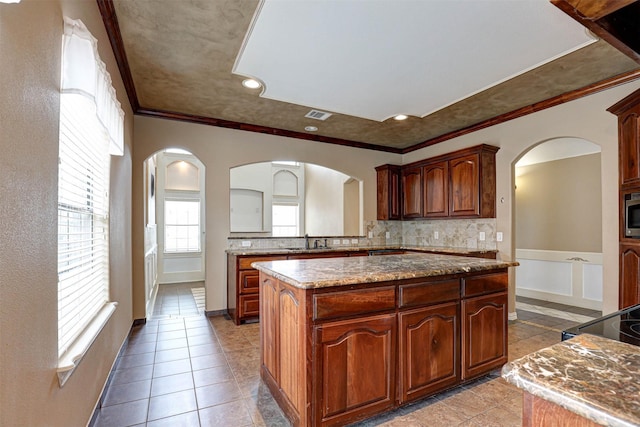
502, 334, 640, 427
226, 245, 498, 256
252, 252, 516, 289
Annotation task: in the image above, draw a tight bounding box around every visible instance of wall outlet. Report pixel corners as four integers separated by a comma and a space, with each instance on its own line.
241, 240, 252, 247
385, 232, 390, 239
434, 231, 439, 240
479, 232, 486, 241
333, 239, 340, 245
342, 239, 350, 245
351, 239, 358, 244
368, 231, 373, 238
496, 232, 503, 242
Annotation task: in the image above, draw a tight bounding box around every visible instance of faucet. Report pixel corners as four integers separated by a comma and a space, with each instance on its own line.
314, 239, 320, 249
304, 234, 310, 250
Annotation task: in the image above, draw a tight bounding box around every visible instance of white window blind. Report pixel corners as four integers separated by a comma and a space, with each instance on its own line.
58, 94, 110, 358
57, 18, 124, 383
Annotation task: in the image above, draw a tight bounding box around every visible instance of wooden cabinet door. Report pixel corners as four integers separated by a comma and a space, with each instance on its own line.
422, 161, 449, 217
462, 292, 507, 380
619, 111, 640, 188
402, 167, 422, 218
450, 154, 480, 217
620, 243, 640, 308
398, 302, 459, 404
314, 313, 396, 426
375, 165, 401, 220
260, 274, 279, 383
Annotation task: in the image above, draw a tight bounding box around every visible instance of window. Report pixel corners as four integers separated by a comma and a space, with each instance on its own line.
57, 17, 123, 386
164, 200, 201, 252
272, 203, 299, 236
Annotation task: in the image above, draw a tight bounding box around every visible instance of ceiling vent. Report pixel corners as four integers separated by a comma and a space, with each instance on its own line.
305, 109, 332, 121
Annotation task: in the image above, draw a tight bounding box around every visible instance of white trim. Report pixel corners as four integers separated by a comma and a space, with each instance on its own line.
57, 302, 117, 387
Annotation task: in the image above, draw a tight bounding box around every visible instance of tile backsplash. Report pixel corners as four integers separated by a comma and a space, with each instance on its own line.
228, 218, 497, 250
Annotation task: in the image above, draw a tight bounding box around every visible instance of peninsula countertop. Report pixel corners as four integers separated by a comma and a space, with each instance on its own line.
252, 252, 517, 289
502, 334, 640, 427
226, 245, 498, 257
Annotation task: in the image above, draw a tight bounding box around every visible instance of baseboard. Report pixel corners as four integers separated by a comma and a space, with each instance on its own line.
132, 318, 147, 326
205, 309, 226, 317
508, 311, 518, 321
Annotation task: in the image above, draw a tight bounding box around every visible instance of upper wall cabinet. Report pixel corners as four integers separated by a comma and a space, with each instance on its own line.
376, 144, 499, 221
609, 90, 640, 189
376, 164, 401, 220
402, 166, 423, 218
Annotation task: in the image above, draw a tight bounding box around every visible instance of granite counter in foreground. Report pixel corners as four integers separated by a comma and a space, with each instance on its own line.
502, 334, 640, 427
252, 252, 517, 289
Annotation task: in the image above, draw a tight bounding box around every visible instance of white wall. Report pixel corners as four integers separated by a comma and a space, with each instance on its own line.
305, 163, 350, 235
403, 78, 640, 315
132, 119, 401, 317
1, 1, 134, 425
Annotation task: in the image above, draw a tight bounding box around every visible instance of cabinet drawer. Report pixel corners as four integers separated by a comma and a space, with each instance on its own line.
399, 279, 459, 308
239, 294, 260, 317
462, 271, 507, 298
239, 256, 286, 270
239, 270, 259, 294
313, 286, 396, 321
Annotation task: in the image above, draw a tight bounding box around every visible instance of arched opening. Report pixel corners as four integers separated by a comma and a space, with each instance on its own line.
143, 148, 207, 319
513, 137, 603, 319
229, 161, 363, 237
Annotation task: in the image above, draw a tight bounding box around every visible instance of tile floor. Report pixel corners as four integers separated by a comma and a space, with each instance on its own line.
92, 284, 600, 427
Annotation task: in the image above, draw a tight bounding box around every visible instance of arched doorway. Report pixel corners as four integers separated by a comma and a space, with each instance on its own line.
513, 137, 603, 316
143, 148, 206, 318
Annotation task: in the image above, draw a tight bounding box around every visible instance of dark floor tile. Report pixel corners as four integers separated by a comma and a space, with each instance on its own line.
189, 342, 223, 357
156, 337, 188, 351
146, 410, 200, 427
154, 347, 190, 364
153, 358, 192, 378
123, 341, 157, 356
195, 380, 243, 409
187, 334, 218, 346
157, 329, 187, 341
111, 364, 154, 386
103, 379, 151, 407
190, 353, 228, 371
151, 372, 194, 397
147, 389, 197, 421
118, 352, 155, 370
198, 400, 253, 426
94, 399, 149, 427
192, 366, 235, 388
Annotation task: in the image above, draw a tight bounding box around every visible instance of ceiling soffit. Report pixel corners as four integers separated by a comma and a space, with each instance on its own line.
103, 0, 640, 152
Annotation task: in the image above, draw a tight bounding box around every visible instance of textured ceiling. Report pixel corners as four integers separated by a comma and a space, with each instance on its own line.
109, 0, 640, 152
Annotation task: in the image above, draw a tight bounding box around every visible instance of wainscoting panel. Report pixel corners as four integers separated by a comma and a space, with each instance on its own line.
516, 249, 602, 310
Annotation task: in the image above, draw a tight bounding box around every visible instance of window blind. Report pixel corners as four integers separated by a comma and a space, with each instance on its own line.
57, 94, 111, 358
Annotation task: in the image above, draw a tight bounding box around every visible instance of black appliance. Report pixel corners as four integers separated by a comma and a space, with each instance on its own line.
562, 304, 640, 347
625, 193, 640, 238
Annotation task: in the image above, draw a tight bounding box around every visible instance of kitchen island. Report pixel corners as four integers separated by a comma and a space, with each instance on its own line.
252, 253, 518, 427
502, 333, 640, 427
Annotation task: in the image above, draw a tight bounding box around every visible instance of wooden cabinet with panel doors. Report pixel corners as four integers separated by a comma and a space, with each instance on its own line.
376, 144, 498, 221
609, 88, 640, 308
258, 265, 509, 427
375, 164, 401, 220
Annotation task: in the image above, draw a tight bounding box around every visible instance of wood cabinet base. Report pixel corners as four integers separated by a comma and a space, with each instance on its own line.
523, 392, 601, 427
260, 269, 508, 427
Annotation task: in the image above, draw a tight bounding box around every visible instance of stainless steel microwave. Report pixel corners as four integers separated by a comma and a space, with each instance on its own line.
626, 195, 640, 237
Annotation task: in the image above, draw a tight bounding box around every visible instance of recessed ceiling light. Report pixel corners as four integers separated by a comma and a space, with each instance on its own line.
304, 126, 318, 132
242, 78, 262, 89
394, 114, 408, 121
